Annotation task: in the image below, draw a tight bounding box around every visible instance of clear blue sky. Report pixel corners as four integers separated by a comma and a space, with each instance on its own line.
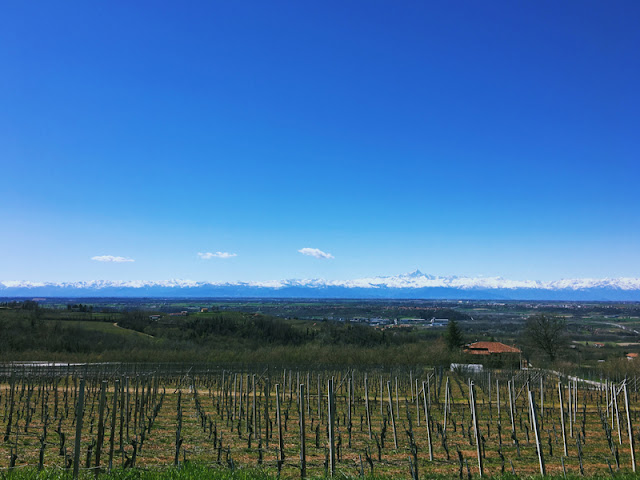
1, 1, 639, 282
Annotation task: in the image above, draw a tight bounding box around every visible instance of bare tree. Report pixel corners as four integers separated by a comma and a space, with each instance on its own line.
522, 314, 567, 362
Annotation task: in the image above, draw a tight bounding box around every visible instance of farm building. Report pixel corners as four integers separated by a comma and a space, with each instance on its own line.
464, 341, 522, 368
464, 341, 521, 355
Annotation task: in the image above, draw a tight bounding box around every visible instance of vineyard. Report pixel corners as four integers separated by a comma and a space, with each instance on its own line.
1, 363, 640, 478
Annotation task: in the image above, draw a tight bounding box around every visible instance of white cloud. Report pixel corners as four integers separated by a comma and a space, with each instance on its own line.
91, 255, 134, 263
198, 251, 237, 259
298, 247, 334, 259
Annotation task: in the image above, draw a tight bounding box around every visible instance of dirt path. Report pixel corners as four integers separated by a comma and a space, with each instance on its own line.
113, 322, 155, 338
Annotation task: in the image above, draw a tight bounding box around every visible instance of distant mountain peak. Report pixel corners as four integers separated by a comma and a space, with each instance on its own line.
406, 269, 425, 277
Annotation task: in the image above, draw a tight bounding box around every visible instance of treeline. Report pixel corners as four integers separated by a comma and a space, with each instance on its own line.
0, 300, 41, 310
118, 311, 421, 347
0, 306, 442, 365
0, 309, 151, 355
119, 311, 306, 346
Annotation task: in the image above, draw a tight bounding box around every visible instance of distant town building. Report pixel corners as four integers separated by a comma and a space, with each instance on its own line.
200, 308, 209, 313
430, 318, 449, 327
368, 318, 392, 326
351, 317, 368, 323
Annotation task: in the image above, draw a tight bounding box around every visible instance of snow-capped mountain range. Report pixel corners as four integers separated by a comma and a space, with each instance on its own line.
2, 270, 640, 300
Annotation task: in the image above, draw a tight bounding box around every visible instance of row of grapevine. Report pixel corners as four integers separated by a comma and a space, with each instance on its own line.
2, 364, 640, 477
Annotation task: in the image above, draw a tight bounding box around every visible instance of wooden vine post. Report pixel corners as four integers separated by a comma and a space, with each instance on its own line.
568, 381, 573, 438
613, 384, 622, 445
380, 376, 383, 416
529, 390, 546, 476
73, 377, 85, 479
307, 372, 311, 418
108, 379, 118, 472
232, 374, 237, 425
265, 379, 270, 448
317, 376, 322, 423
328, 378, 336, 476
508, 380, 516, 440
443, 377, 450, 433
540, 375, 544, 428
299, 383, 306, 479
252, 374, 257, 441
275, 384, 285, 472
496, 379, 500, 422
125, 377, 130, 442
387, 381, 398, 449
470, 381, 483, 477
422, 381, 433, 461
623, 382, 636, 472
174, 390, 182, 466
558, 381, 568, 456
95, 380, 107, 474
395, 377, 399, 421
364, 373, 372, 439
416, 378, 420, 426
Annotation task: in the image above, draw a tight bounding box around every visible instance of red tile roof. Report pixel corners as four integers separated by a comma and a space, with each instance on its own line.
465, 341, 521, 355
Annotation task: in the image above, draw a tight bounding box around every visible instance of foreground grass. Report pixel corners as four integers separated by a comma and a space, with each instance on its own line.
0, 464, 637, 480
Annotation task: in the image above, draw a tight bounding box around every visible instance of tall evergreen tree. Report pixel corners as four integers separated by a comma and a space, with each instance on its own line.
445, 319, 464, 350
